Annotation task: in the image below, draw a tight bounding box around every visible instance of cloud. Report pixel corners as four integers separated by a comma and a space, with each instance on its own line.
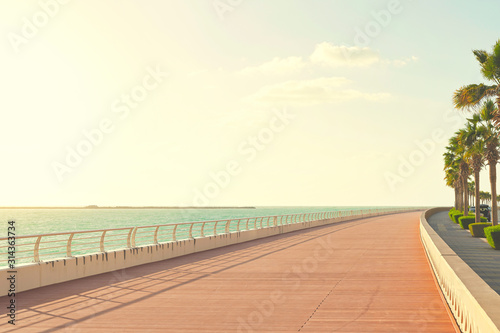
245, 77, 391, 106
310, 42, 381, 67
389, 56, 419, 67
238, 56, 306, 76
237, 43, 417, 75
237, 42, 410, 106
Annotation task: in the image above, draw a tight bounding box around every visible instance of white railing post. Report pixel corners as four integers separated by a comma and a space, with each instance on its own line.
131, 227, 138, 248
66, 233, 74, 257
100, 230, 107, 252
154, 226, 160, 244
34, 235, 42, 262
225, 220, 230, 233
126, 228, 133, 248
201, 222, 205, 237
172, 224, 178, 241
189, 223, 194, 238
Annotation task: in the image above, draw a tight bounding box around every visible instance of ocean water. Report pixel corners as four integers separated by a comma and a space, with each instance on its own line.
0, 206, 414, 266
0, 206, 401, 236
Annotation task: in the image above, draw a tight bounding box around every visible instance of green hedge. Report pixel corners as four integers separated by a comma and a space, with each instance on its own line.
458, 216, 477, 230
452, 213, 463, 224
449, 209, 458, 221
469, 223, 492, 237
484, 225, 500, 249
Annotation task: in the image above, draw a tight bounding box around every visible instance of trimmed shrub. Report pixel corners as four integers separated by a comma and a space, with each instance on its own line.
452, 213, 463, 224
469, 223, 492, 237
449, 209, 458, 221
484, 225, 500, 249
481, 216, 488, 222
458, 216, 477, 230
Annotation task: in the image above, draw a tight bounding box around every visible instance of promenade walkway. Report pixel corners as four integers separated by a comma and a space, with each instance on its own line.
427, 210, 500, 294
0, 212, 457, 332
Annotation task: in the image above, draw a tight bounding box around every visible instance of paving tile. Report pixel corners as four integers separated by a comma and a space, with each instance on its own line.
0, 212, 456, 332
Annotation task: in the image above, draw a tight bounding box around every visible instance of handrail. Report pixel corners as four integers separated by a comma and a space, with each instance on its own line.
0, 207, 420, 266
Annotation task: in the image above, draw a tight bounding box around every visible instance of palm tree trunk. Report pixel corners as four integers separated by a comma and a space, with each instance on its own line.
474, 170, 481, 223
454, 186, 459, 210
490, 161, 498, 225
458, 184, 464, 211
463, 177, 469, 215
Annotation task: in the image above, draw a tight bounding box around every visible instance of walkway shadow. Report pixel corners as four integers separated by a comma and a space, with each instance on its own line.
0, 215, 387, 332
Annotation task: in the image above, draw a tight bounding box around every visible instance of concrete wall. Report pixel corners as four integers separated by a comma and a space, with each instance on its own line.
420, 207, 500, 333
0, 210, 412, 296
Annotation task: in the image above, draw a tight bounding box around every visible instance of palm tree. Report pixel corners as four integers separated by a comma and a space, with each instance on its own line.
480, 191, 489, 204
445, 132, 471, 214
453, 40, 500, 124
445, 164, 461, 210
463, 117, 485, 222
478, 100, 500, 225
444, 139, 464, 210
479, 191, 492, 204
468, 181, 475, 207
455, 129, 471, 216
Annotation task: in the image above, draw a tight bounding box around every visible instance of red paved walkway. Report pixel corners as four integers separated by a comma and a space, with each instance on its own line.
0, 212, 458, 332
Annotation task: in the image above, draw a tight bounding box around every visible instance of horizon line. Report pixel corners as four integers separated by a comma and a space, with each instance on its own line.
0, 205, 434, 209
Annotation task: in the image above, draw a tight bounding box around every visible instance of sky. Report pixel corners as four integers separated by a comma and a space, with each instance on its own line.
0, 0, 499, 207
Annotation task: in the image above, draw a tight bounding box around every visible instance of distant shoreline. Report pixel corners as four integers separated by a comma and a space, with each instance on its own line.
0, 206, 257, 210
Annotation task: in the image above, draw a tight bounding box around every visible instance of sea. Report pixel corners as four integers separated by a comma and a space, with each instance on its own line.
0, 206, 416, 266
0, 206, 405, 236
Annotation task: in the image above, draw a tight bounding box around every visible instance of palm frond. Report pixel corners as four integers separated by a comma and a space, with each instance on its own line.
473, 49, 489, 64
453, 84, 498, 110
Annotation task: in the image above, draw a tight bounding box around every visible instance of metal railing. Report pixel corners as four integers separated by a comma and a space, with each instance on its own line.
0, 207, 417, 267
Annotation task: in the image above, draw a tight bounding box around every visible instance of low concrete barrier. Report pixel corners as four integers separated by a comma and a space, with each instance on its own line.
420, 207, 500, 333
0, 209, 416, 296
